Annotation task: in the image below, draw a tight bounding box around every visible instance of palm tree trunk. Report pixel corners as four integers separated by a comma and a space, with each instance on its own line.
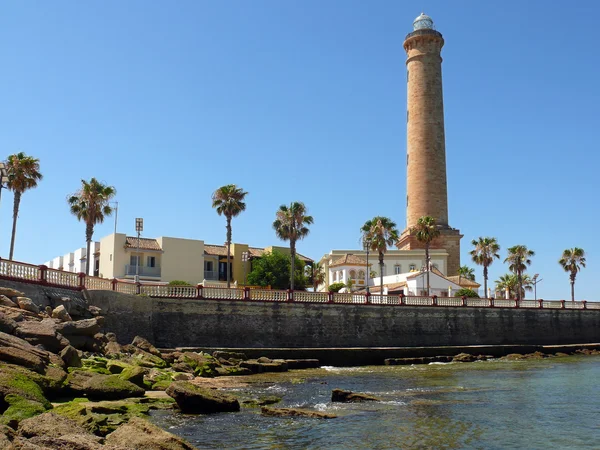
571, 278, 575, 302
85, 223, 93, 276
226, 216, 232, 288
425, 244, 430, 296
9, 192, 21, 260
483, 265, 488, 298
290, 240, 296, 291
379, 253, 384, 296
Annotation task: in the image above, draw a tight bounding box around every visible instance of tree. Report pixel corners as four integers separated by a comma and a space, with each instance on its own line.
411, 216, 440, 296
309, 262, 326, 292
469, 237, 500, 298
458, 265, 476, 281
495, 273, 533, 299
5, 152, 42, 260
68, 178, 116, 275
559, 247, 586, 301
272, 202, 313, 291
454, 288, 479, 298
246, 250, 308, 290
361, 217, 399, 296
211, 184, 248, 288
504, 245, 535, 301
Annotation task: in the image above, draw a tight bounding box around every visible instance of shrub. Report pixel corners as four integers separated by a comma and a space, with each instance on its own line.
328, 282, 345, 293
168, 280, 191, 286
454, 288, 479, 298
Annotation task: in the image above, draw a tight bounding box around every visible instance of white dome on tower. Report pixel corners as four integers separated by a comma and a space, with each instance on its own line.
413, 13, 434, 31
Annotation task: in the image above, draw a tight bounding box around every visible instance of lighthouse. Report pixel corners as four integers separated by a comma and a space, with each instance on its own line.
396, 13, 462, 276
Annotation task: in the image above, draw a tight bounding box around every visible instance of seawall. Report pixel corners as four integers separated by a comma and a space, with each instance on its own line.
88, 291, 600, 351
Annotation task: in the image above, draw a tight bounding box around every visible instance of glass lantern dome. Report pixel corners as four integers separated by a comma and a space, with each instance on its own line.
413, 13, 434, 31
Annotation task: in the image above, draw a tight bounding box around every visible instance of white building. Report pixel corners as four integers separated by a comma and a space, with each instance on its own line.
45, 243, 100, 276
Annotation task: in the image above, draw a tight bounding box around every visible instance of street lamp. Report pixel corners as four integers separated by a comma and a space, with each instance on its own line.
241, 251, 249, 287
532, 273, 543, 301
363, 238, 371, 294
135, 218, 143, 284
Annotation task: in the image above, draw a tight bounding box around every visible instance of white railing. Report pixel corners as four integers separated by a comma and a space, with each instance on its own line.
586, 302, 600, 310
332, 293, 367, 304
370, 295, 400, 305
115, 281, 138, 295
141, 284, 197, 298
203, 287, 245, 300
493, 299, 515, 308
405, 296, 432, 306
294, 291, 328, 303
249, 289, 288, 302
437, 297, 463, 307
46, 269, 79, 288
0, 259, 40, 281
465, 298, 490, 307
85, 276, 113, 291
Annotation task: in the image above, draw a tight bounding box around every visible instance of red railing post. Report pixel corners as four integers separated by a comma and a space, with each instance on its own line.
432, 295, 437, 306
288, 289, 294, 302
489, 298, 494, 307
461, 296, 467, 306
111, 278, 117, 291
136, 282, 141, 295
365, 292, 371, 304
538, 299, 543, 309
78, 272, 86, 290
400, 294, 405, 306
582, 300, 587, 310
244, 287, 250, 300
514, 298, 519, 308
196, 284, 203, 299
38, 265, 48, 284
328, 291, 334, 303
561, 300, 566, 309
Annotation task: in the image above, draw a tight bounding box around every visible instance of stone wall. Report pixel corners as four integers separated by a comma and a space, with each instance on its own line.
0, 279, 86, 311
87, 291, 600, 349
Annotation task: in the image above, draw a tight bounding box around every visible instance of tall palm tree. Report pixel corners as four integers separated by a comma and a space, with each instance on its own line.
411, 216, 440, 295
470, 237, 500, 298
6, 152, 43, 260
458, 265, 476, 281
495, 273, 533, 299
559, 248, 586, 301
311, 262, 326, 292
68, 178, 116, 275
361, 217, 398, 296
211, 184, 248, 288
504, 245, 535, 301
273, 202, 313, 291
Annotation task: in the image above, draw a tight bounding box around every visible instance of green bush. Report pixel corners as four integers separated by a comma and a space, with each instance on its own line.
328, 282, 345, 293
454, 288, 480, 298
168, 280, 192, 286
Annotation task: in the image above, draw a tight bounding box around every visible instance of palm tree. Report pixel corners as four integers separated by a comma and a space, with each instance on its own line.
411, 216, 440, 295
470, 237, 500, 298
559, 248, 586, 301
495, 273, 533, 299
361, 217, 399, 296
273, 202, 313, 291
504, 245, 535, 301
458, 265, 476, 281
211, 184, 248, 288
68, 178, 116, 275
310, 262, 326, 292
5, 152, 43, 260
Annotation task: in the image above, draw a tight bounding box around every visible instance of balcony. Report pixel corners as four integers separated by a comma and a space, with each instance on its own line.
125, 265, 161, 278
204, 270, 218, 281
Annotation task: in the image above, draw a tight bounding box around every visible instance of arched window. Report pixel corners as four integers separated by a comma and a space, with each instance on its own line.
333, 271, 337, 281
349, 270, 357, 279
358, 270, 365, 279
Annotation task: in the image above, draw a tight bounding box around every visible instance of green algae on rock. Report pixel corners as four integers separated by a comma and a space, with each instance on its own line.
166, 381, 240, 414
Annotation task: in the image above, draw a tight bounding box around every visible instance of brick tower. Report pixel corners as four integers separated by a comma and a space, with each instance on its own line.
396, 13, 462, 276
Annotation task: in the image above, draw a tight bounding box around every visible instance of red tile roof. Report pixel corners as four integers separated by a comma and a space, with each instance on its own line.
330, 254, 367, 268
125, 237, 162, 251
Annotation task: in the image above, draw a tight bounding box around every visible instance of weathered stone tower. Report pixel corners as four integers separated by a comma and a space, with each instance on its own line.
396, 13, 462, 276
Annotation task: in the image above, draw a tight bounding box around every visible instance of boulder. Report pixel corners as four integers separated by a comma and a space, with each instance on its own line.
133, 348, 168, 369
60, 345, 82, 368
261, 407, 336, 419
0, 287, 24, 298
66, 371, 145, 400
88, 305, 102, 317
15, 319, 68, 353
178, 352, 216, 376
106, 360, 129, 374
0, 306, 24, 322
104, 341, 122, 356
171, 362, 194, 373
239, 360, 264, 374
166, 381, 240, 413
132, 336, 161, 357
18, 412, 92, 439
0, 332, 50, 373
452, 353, 477, 363
16, 298, 39, 315
0, 365, 51, 427
0, 295, 18, 308
0, 425, 15, 449
173, 373, 194, 381
0, 313, 17, 334
257, 356, 272, 364
331, 389, 380, 402
105, 417, 195, 450
56, 318, 101, 337
119, 366, 146, 388
213, 351, 247, 361
51, 305, 72, 322
68, 335, 103, 353
105, 332, 117, 342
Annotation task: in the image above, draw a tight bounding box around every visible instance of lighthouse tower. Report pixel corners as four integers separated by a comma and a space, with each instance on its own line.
396, 13, 462, 276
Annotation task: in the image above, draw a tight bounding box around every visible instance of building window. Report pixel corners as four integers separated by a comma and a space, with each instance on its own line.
409, 264, 416, 271
394, 265, 402, 274
349, 270, 356, 279
130, 255, 140, 266
358, 270, 365, 280
109, 254, 112, 262
147, 256, 156, 268
205, 261, 213, 272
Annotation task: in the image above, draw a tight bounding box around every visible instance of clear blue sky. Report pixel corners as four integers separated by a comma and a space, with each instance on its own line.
0, 1, 598, 300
